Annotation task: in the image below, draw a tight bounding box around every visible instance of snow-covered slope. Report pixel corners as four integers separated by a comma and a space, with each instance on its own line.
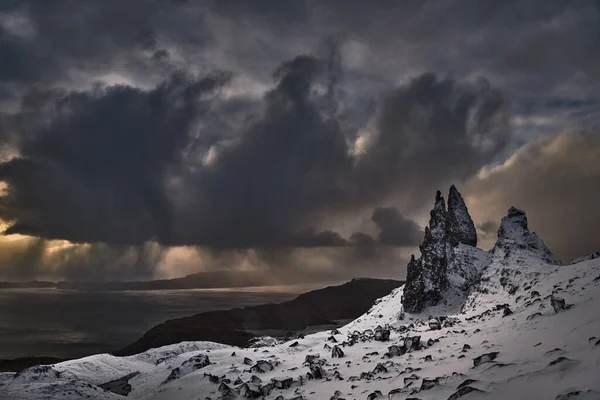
2, 197, 599, 400
1, 255, 600, 399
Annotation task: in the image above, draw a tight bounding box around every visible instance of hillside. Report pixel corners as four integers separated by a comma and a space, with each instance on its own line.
115, 278, 403, 356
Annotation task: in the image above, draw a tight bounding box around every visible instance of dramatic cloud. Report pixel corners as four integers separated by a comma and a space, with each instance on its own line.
0, 55, 509, 251
465, 132, 600, 262
0, 72, 232, 244
0, 0, 597, 281
371, 207, 422, 246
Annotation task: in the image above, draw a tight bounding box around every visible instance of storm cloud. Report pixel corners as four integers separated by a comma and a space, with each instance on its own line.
0, 0, 598, 281
0, 55, 509, 251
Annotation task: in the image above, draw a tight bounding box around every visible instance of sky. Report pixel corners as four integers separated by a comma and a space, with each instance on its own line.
0, 0, 599, 284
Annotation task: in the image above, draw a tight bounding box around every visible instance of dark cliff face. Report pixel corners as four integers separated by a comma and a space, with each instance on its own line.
402, 186, 478, 313
447, 185, 477, 247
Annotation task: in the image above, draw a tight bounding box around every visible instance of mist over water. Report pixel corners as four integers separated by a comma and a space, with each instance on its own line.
0, 288, 308, 359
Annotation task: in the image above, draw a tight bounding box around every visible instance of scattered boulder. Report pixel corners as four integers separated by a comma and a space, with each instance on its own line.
304, 354, 321, 365
461, 344, 471, 352
333, 370, 343, 381
405, 336, 422, 351
447, 386, 484, 399
250, 360, 274, 374
386, 345, 406, 357
367, 390, 383, 399
429, 318, 442, 330
271, 377, 294, 389
309, 364, 325, 379
331, 345, 345, 358
421, 378, 439, 390
239, 382, 262, 398
374, 325, 391, 341
503, 307, 513, 317
551, 295, 569, 313
204, 373, 220, 384
218, 381, 235, 398
473, 352, 499, 367
548, 356, 573, 366
373, 364, 387, 374
259, 383, 273, 396
243, 357, 253, 366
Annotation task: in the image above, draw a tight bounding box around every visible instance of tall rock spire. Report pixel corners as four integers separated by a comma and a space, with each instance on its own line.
402, 190, 450, 313
402, 186, 479, 313
447, 185, 477, 247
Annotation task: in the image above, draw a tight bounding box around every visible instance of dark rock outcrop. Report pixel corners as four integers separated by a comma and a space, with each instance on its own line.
403, 186, 478, 313
569, 251, 600, 265
403, 191, 450, 312
447, 185, 477, 247
98, 372, 140, 396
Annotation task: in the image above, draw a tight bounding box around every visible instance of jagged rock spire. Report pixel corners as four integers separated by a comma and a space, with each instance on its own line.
402, 185, 479, 313
403, 190, 451, 313
447, 185, 477, 247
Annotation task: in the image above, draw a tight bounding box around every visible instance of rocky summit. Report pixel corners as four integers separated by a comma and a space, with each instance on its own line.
403, 186, 481, 313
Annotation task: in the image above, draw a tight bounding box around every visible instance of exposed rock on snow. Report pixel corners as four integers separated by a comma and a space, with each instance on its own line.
98, 372, 139, 396
473, 352, 499, 367
569, 251, 600, 265
331, 345, 344, 358
249, 360, 274, 374
163, 353, 210, 383
550, 294, 569, 313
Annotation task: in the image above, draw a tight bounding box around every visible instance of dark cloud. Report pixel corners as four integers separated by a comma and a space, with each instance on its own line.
353, 73, 509, 209
0, 0, 597, 281
371, 207, 422, 246
0, 51, 509, 252
0, 72, 231, 244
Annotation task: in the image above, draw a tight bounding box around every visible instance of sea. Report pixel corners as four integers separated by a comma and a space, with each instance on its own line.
0, 285, 324, 360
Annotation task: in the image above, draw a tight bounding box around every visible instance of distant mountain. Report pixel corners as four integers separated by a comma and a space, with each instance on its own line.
0, 270, 332, 291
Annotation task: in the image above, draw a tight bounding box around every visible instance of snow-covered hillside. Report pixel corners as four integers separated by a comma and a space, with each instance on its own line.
1, 194, 600, 399
1, 256, 599, 400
